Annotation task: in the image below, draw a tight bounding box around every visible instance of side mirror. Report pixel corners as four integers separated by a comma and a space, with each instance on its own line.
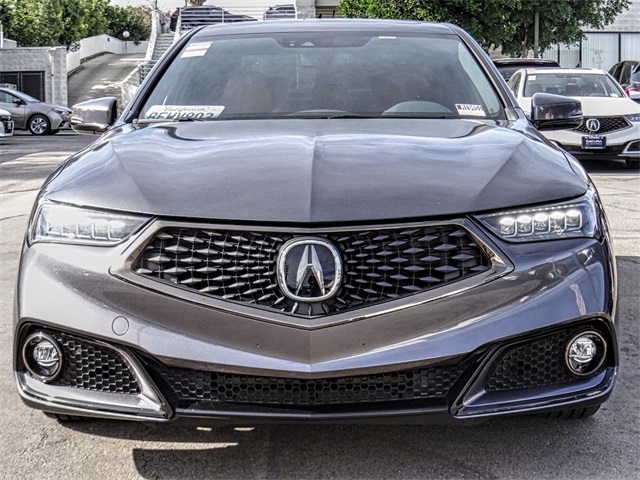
71, 97, 118, 134
530, 93, 583, 131
629, 91, 640, 101
13, 98, 24, 105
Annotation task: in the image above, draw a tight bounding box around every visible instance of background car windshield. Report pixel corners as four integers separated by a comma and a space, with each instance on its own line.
523, 73, 624, 97
140, 32, 503, 120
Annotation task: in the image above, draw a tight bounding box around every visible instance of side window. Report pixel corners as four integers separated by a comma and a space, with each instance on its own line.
619, 65, 629, 85
508, 73, 521, 96
0, 91, 17, 103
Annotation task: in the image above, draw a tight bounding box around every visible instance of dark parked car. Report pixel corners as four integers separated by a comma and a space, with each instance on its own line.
15, 20, 617, 425
179, 5, 256, 29
609, 60, 640, 103
493, 57, 561, 81
264, 4, 295, 20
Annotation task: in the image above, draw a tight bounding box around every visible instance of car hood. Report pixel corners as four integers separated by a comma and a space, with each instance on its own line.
43, 119, 587, 224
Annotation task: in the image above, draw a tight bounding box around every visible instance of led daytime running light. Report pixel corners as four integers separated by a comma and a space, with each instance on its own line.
475, 194, 597, 242
497, 208, 583, 238
32, 204, 148, 245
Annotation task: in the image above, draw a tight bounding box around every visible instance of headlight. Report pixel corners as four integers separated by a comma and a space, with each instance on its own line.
30, 203, 149, 246
625, 114, 640, 123
474, 189, 598, 242
53, 108, 71, 116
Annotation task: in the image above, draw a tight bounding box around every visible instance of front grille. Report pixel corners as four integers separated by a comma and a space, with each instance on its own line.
133, 225, 491, 317
486, 330, 579, 391
147, 361, 468, 407
574, 116, 630, 135
40, 330, 140, 394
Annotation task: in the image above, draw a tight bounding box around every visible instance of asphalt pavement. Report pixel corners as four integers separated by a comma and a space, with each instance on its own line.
0, 131, 638, 479
67, 53, 144, 107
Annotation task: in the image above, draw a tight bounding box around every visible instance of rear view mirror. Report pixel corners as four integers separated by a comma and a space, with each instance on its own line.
71, 97, 118, 134
530, 93, 583, 131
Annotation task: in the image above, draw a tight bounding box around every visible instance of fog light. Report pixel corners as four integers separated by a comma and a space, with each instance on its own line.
564, 331, 607, 377
22, 332, 63, 382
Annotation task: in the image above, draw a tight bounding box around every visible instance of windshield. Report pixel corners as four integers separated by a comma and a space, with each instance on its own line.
523, 72, 624, 97
140, 32, 503, 122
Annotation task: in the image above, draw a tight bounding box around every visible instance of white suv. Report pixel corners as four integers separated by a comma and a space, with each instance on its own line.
0, 108, 14, 138
508, 67, 640, 169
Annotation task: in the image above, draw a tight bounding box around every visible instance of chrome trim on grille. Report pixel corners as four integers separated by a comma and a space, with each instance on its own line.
16, 340, 172, 421
110, 218, 514, 330
573, 116, 631, 135
112, 219, 513, 330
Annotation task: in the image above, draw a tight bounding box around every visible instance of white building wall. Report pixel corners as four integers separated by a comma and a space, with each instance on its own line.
0, 47, 68, 105
67, 35, 148, 74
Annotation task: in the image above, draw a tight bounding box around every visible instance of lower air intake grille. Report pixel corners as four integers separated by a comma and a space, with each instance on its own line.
133, 224, 491, 317
42, 330, 140, 394
486, 330, 578, 391
148, 362, 468, 406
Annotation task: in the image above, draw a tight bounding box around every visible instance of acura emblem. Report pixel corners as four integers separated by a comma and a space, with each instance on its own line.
585, 118, 600, 133
277, 238, 342, 302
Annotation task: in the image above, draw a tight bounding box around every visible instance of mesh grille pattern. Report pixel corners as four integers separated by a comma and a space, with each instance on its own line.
486, 331, 578, 391
149, 362, 468, 406
133, 225, 490, 317
574, 116, 631, 134
43, 330, 140, 394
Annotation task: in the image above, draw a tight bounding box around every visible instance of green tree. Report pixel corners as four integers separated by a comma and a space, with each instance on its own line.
0, 0, 148, 47
338, 0, 630, 56
4, 0, 64, 47
104, 5, 151, 44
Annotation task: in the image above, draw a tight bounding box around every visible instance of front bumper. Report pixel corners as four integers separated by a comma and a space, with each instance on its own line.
49, 111, 71, 130
14, 218, 618, 424
0, 118, 14, 137
543, 124, 640, 161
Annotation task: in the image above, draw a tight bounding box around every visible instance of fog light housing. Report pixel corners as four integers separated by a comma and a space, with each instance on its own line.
564, 331, 607, 377
22, 332, 63, 382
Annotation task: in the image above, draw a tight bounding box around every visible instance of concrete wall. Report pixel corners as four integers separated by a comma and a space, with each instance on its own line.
0, 47, 68, 105
67, 35, 148, 73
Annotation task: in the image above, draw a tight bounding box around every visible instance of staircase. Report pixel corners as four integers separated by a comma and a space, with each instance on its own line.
152, 33, 175, 61
140, 33, 175, 81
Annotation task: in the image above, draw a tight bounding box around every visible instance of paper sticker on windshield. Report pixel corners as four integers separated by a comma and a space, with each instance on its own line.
180, 42, 212, 58
455, 104, 486, 117
145, 105, 225, 120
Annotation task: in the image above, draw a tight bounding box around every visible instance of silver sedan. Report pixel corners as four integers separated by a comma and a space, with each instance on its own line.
0, 87, 72, 135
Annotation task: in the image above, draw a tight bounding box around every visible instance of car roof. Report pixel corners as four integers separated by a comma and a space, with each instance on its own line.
194, 19, 458, 37
520, 67, 607, 75
493, 58, 559, 66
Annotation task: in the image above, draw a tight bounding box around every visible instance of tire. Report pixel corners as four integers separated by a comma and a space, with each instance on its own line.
28, 114, 51, 135
626, 158, 639, 170
544, 405, 601, 419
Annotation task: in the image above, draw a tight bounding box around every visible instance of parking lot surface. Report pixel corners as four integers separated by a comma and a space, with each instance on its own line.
0, 132, 638, 479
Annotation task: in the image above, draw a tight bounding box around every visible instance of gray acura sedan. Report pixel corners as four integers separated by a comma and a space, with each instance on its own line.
14, 20, 618, 425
